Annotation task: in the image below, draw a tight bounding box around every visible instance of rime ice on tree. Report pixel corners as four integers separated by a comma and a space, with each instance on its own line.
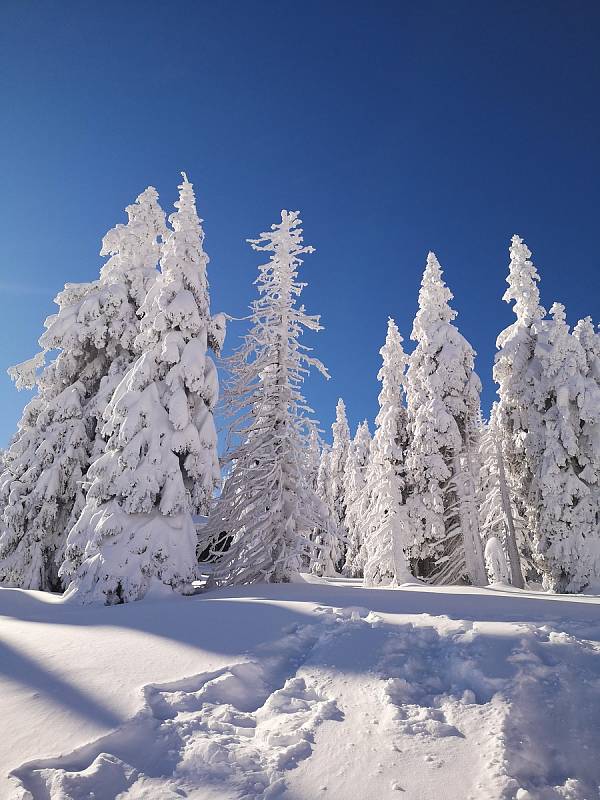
204, 211, 329, 585
405, 254, 485, 585
493, 235, 546, 585
532, 304, 600, 591
312, 399, 350, 575
478, 405, 525, 588
343, 420, 372, 578
363, 318, 412, 586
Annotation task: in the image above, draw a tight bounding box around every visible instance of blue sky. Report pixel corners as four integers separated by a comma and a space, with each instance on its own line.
1, 0, 599, 447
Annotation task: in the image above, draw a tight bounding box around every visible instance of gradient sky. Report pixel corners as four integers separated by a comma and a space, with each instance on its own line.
1, 0, 599, 448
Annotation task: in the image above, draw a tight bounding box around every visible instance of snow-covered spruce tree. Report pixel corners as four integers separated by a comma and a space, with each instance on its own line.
302, 424, 338, 576
311, 398, 350, 573
405, 253, 486, 585
493, 241, 600, 592
0, 188, 167, 591
310, 444, 342, 577
573, 317, 600, 565
363, 318, 412, 586
305, 426, 323, 492
88, 186, 169, 428
574, 317, 600, 474
203, 210, 329, 586
493, 235, 547, 584
61, 174, 222, 604
478, 405, 525, 587
532, 303, 600, 591
328, 399, 351, 528
0, 371, 91, 591
574, 316, 600, 382
342, 420, 371, 577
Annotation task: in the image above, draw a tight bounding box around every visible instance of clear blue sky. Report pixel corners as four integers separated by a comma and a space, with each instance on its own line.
1, 0, 599, 447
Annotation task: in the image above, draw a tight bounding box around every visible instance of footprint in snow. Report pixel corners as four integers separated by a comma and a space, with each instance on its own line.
11, 624, 343, 800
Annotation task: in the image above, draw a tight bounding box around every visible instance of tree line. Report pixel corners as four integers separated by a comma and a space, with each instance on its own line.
1, 176, 598, 603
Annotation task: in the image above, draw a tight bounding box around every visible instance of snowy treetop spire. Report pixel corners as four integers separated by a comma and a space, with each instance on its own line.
332, 398, 350, 444
249, 210, 314, 258
379, 318, 407, 387
99, 185, 167, 306
503, 235, 544, 326
152, 172, 211, 324
411, 251, 456, 341
549, 301, 566, 325
375, 317, 408, 436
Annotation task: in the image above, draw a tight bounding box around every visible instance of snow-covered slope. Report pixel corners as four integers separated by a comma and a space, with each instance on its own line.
1, 577, 599, 799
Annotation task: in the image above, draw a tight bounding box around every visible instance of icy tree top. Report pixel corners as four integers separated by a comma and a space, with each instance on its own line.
249, 209, 316, 310
373, 317, 408, 462
411, 252, 456, 342
332, 398, 350, 449
378, 318, 408, 394
503, 235, 545, 326
100, 185, 167, 305
161, 173, 210, 319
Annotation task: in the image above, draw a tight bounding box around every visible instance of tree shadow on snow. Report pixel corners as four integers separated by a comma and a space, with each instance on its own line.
0, 639, 122, 729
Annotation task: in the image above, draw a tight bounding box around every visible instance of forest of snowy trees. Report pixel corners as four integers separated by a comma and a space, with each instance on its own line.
1, 176, 599, 603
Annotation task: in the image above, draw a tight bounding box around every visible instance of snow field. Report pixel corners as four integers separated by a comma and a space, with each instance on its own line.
2, 580, 600, 799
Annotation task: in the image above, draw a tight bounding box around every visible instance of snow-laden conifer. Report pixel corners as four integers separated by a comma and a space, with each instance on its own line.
61, 174, 222, 604
309, 444, 343, 577
311, 399, 350, 573
478, 406, 525, 587
363, 318, 412, 586
204, 210, 329, 586
405, 254, 485, 585
306, 427, 323, 492
532, 303, 600, 591
0, 187, 167, 591
573, 318, 600, 562
329, 399, 351, 528
493, 235, 547, 584
574, 317, 600, 381
342, 420, 371, 577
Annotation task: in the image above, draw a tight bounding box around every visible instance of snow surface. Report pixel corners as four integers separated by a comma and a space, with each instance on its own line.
1, 577, 600, 799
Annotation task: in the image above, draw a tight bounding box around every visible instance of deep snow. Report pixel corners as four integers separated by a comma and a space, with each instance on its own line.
1, 576, 599, 800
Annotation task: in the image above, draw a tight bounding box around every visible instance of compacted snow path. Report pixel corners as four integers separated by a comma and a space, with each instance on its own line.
286, 609, 600, 800
2, 579, 600, 800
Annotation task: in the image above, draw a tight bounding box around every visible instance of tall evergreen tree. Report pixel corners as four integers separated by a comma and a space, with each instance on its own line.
306, 427, 323, 492
405, 253, 485, 585
573, 317, 600, 532
343, 420, 372, 577
363, 318, 412, 586
533, 304, 600, 591
61, 174, 221, 604
328, 399, 351, 533
493, 235, 547, 584
478, 405, 525, 587
0, 187, 166, 591
203, 210, 329, 586
574, 316, 600, 381
310, 443, 343, 578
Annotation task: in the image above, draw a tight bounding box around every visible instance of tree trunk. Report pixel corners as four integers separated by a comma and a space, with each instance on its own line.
455, 451, 487, 586
495, 437, 525, 589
